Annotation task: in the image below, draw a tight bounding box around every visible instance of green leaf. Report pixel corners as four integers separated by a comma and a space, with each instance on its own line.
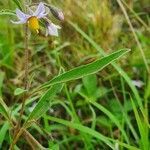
24, 84, 63, 125
130, 97, 149, 150
69, 21, 144, 116
42, 49, 129, 88
0, 121, 9, 148
90, 101, 129, 143
83, 74, 97, 97
0, 72, 4, 96
46, 116, 140, 150
12, 0, 22, 10
14, 88, 27, 96
0, 97, 10, 121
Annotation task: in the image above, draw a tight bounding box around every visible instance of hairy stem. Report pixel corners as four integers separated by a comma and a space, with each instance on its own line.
19, 23, 29, 124
9, 128, 24, 150
9, 23, 29, 150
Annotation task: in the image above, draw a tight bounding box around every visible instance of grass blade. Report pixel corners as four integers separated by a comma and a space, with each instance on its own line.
0, 121, 9, 148
47, 116, 114, 149
90, 101, 129, 143
12, 0, 22, 10
0, 72, 4, 96
130, 97, 149, 150
46, 116, 140, 150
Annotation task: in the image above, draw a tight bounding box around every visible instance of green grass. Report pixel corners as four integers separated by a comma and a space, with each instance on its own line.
0, 0, 149, 149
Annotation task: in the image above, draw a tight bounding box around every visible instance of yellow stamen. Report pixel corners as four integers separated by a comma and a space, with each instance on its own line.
28, 16, 39, 31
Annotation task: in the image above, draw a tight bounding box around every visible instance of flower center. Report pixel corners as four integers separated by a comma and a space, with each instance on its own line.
28, 16, 39, 31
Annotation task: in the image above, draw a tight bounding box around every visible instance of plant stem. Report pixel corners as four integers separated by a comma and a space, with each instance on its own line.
9, 23, 29, 150
19, 23, 29, 124
22, 129, 47, 150
9, 128, 24, 150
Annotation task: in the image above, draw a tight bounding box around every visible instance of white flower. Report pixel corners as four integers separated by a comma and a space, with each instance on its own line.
12, 2, 47, 25
132, 80, 144, 88
46, 23, 61, 36
12, 2, 62, 36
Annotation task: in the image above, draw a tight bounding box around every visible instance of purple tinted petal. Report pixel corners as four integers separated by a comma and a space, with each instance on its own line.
37, 12, 48, 18
47, 23, 61, 36
33, 2, 46, 18
16, 9, 29, 21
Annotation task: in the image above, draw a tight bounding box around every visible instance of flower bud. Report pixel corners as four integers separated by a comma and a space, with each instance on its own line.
47, 5, 64, 21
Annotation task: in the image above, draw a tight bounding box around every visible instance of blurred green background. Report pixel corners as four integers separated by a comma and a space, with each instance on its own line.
0, 0, 149, 149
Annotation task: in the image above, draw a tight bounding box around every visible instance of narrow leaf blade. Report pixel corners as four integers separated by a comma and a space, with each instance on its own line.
43, 49, 129, 87
69, 21, 144, 114
0, 121, 9, 148
14, 88, 27, 96
0, 98, 10, 121
25, 84, 63, 124
12, 0, 22, 10
46, 116, 140, 150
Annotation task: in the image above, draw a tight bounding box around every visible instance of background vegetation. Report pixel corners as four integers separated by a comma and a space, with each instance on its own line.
0, 0, 149, 149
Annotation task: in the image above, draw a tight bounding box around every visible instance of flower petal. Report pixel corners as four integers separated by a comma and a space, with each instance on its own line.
132, 80, 144, 88
16, 8, 29, 21
47, 23, 61, 36
33, 2, 48, 18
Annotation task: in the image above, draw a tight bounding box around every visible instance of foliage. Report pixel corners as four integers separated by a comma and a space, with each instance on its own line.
0, 0, 149, 149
